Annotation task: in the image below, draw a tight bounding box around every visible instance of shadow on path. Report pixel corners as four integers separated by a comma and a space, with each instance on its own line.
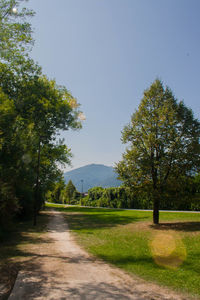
8, 210, 190, 300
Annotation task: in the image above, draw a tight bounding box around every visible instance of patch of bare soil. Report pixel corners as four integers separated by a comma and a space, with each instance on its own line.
125, 220, 200, 237
151, 222, 200, 235
123, 221, 153, 232
8, 211, 197, 300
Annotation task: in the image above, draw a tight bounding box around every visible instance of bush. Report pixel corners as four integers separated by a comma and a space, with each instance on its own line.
80, 180, 199, 211
0, 182, 19, 229
82, 186, 149, 209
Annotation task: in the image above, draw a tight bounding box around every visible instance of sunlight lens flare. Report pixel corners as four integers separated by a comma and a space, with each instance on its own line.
149, 232, 186, 270
12, 7, 17, 14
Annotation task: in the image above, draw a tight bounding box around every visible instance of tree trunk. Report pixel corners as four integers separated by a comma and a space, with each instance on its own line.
153, 194, 160, 224
33, 137, 41, 226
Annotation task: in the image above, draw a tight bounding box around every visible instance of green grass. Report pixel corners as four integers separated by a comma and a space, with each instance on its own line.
47, 203, 200, 298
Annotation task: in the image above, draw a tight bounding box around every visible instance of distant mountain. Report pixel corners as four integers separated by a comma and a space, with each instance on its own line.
64, 164, 122, 192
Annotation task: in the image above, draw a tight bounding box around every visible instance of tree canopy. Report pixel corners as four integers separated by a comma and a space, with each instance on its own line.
0, 0, 39, 74
116, 79, 200, 224
0, 0, 84, 226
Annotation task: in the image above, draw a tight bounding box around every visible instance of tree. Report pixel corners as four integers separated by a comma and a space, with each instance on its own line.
0, 0, 85, 226
0, 0, 40, 76
64, 180, 77, 204
116, 79, 200, 224
0, 63, 83, 223
50, 177, 65, 204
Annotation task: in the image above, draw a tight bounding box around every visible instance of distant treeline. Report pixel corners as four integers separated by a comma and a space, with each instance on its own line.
49, 175, 200, 211
81, 176, 200, 211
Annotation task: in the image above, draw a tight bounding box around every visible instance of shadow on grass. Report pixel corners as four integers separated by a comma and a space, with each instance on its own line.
180, 254, 200, 276
151, 222, 200, 232
64, 212, 148, 231
97, 253, 153, 267
49, 205, 126, 214
66, 214, 146, 230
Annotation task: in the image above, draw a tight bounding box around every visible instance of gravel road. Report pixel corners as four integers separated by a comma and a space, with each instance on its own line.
9, 210, 192, 300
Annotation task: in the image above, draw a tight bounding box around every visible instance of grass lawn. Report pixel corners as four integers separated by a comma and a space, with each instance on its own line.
47, 203, 200, 298
0, 212, 49, 299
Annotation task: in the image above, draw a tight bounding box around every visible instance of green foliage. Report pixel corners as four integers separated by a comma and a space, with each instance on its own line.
80, 178, 200, 211
0, 181, 19, 229
81, 186, 150, 209
0, 64, 82, 220
0, 1, 84, 226
47, 180, 81, 205
0, 0, 40, 76
116, 79, 200, 223
63, 180, 80, 204
50, 178, 65, 204
0, 0, 34, 57
190, 173, 200, 211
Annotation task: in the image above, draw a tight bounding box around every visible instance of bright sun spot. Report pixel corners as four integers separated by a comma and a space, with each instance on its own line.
12, 7, 17, 13
149, 232, 187, 270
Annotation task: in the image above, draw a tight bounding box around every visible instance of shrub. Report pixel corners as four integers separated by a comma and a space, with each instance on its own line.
0, 182, 19, 229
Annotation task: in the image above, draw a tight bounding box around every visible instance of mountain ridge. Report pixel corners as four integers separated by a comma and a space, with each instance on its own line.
64, 164, 121, 192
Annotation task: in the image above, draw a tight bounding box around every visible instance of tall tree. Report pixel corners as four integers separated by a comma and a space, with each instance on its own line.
50, 177, 65, 204
0, 0, 84, 225
64, 180, 77, 204
116, 79, 200, 224
0, 66, 82, 219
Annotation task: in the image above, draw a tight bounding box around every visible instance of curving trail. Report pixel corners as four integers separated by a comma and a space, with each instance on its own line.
9, 210, 191, 300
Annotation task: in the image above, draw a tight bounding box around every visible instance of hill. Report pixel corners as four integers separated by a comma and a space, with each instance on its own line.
64, 164, 121, 192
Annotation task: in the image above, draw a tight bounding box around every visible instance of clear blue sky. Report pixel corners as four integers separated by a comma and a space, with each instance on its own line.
28, 0, 200, 171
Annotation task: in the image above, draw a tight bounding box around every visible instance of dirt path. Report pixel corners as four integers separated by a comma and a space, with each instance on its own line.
9, 210, 192, 300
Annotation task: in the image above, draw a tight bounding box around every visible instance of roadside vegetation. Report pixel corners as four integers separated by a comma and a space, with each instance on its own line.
46, 179, 81, 205
0, 0, 82, 231
80, 182, 200, 211
49, 175, 200, 211
48, 203, 200, 298
0, 212, 49, 299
